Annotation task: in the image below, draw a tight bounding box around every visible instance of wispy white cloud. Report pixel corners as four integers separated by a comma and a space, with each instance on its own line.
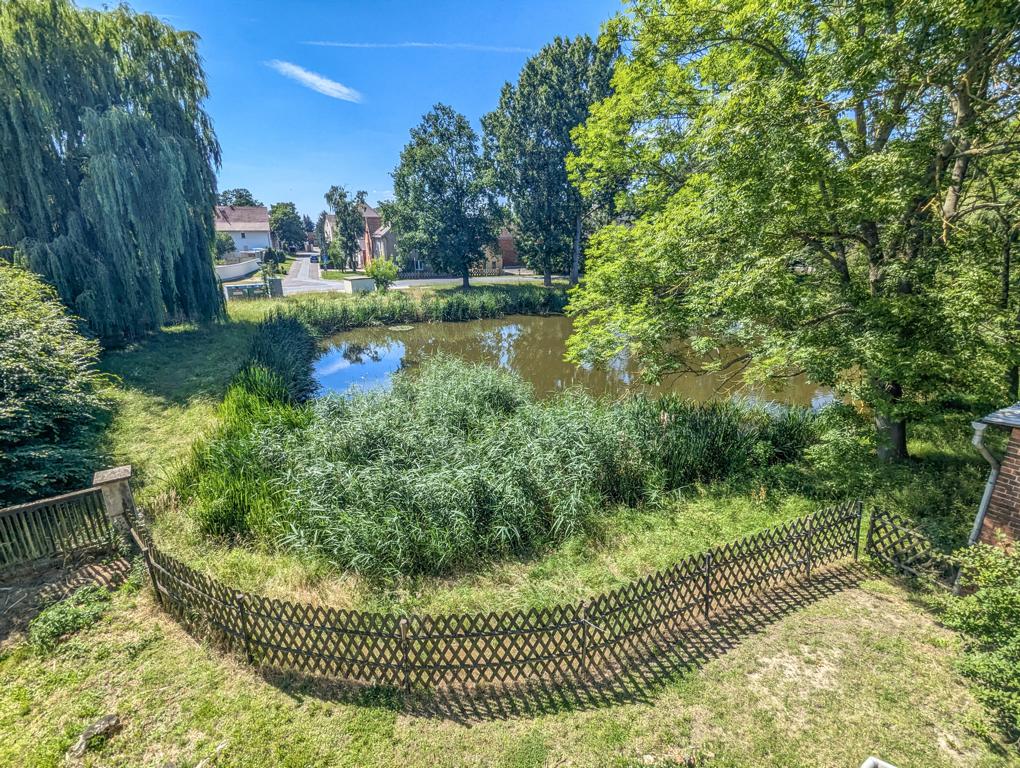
265, 60, 362, 103
303, 41, 535, 54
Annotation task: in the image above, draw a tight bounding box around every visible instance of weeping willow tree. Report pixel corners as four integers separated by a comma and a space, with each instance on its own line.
0, 0, 223, 344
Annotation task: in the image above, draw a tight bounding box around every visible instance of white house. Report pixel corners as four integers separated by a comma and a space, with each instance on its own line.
214, 205, 272, 253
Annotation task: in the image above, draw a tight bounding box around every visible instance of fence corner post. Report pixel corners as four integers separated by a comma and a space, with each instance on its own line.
399, 617, 411, 694
236, 591, 254, 664
92, 465, 137, 552
131, 529, 162, 609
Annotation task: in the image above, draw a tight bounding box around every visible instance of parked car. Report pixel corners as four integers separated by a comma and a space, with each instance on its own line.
310, 254, 318, 263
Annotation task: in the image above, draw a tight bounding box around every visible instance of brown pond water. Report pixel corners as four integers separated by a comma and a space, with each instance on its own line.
315, 315, 831, 407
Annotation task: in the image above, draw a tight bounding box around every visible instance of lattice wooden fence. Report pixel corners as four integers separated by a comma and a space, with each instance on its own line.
134, 499, 863, 690
0, 488, 113, 573
865, 508, 958, 587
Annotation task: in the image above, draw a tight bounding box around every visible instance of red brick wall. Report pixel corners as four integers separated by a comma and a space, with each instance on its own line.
980, 427, 1020, 545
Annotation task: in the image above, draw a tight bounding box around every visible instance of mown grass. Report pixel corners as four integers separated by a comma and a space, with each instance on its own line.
0, 576, 1012, 767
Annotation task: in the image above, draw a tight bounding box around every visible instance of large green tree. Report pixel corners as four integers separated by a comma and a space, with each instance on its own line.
269, 201, 305, 249
390, 104, 498, 289
569, 0, 1020, 460
0, 0, 223, 344
324, 186, 368, 271
218, 188, 262, 207
483, 35, 616, 286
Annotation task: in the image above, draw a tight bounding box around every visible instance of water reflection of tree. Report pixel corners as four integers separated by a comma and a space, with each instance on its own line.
340, 342, 385, 365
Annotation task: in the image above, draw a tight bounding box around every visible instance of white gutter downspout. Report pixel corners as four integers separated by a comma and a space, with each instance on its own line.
969, 421, 1000, 545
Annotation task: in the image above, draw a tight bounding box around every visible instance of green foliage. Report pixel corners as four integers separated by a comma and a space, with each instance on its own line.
28, 586, 111, 652
324, 186, 367, 271
286, 285, 568, 336
0, 0, 223, 344
941, 544, 1020, 745
182, 353, 816, 578
245, 313, 318, 403
389, 104, 499, 288
482, 35, 616, 284
567, 0, 1020, 459
214, 232, 236, 258
268, 201, 305, 249
218, 188, 262, 207
365, 258, 398, 292
0, 264, 109, 505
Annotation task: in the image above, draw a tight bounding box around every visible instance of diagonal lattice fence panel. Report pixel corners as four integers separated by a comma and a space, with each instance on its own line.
865, 508, 958, 587
136, 500, 864, 691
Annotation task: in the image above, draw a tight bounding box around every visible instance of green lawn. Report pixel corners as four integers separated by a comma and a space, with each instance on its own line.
320, 268, 367, 280
0, 574, 1012, 767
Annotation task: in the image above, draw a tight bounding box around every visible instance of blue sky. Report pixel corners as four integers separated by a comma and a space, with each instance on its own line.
83, 0, 623, 217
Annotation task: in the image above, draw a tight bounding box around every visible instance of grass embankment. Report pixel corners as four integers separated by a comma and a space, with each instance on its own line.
1, 575, 1012, 768
320, 269, 365, 280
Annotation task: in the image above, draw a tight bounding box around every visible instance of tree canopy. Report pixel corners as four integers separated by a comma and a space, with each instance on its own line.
324, 186, 367, 271
0, 0, 224, 345
0, 264, 109, 505
390, 104, 499, 288
218, 188, 262, 207
483, 35, 616, 285
269, 201, 305, 249
568, 0, 1020, 459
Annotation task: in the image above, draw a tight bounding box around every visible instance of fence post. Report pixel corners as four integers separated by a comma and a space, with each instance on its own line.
806, 515, 814, 580
236, 592, 254, 665
702, 552, 713, 623
865, 508, 878, 559
399, 617, 411, 693
579, 601, 590, 682
130, 528, 162, 609
853, 500, 864, 561
92, 466, 138, 553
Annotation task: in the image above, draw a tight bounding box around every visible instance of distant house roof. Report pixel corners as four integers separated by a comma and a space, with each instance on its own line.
214, 206, 270, 232
981, 403, 1020, 428
373, 224, 391, 239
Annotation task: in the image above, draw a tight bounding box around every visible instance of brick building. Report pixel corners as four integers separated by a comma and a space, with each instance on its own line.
970, 404, 1020, 546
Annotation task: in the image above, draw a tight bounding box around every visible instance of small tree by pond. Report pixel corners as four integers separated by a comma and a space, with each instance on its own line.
366, 258, 398, 292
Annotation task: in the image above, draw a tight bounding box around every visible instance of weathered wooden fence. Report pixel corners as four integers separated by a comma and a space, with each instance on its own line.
0, 467, 137, 574
865, 508, 959, 587
0, 488, 111, 572
134, 500, 864, 690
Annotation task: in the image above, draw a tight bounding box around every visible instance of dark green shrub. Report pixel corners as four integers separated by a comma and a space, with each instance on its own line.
940, 544, 1020, 745
28, 585, 111, 652
0, 263, 109, 505
247, 312, 318, 402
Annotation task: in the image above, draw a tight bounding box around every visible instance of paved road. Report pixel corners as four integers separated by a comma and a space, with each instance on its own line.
281, 257, 546, 297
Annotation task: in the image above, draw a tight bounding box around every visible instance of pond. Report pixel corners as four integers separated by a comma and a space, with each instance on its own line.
315, 315, 832, 407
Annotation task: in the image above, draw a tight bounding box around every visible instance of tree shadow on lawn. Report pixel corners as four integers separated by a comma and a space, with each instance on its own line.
257, 563, 867, 724
99, 318, 262, 405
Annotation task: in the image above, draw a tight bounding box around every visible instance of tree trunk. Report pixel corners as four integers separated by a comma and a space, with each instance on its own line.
873, 379, 909, 461
570, 213, 582, 286
543, 263, 552, 287
461, 264, 470, 290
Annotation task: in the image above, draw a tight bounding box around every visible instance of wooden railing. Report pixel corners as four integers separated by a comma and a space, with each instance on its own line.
0, 466, 136, 574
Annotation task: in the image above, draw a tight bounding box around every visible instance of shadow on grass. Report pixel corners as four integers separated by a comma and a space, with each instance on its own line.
99, 318, 261, 405
255, 563, 867, 724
